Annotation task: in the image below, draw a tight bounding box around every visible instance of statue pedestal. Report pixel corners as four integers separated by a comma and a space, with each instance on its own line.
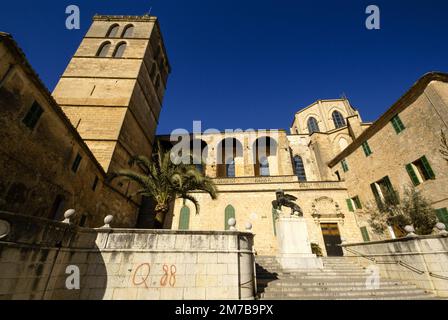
275, 214, 323, 270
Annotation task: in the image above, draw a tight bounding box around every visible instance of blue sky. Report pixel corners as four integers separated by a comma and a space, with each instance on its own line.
1, 0, 447, 134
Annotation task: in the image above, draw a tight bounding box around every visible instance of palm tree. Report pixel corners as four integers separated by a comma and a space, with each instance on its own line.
110, 142, 218, 227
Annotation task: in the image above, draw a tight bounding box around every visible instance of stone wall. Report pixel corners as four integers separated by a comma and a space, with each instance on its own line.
0, 211, 255, 300
342, 236, 448, 297
170, 180, 364, 256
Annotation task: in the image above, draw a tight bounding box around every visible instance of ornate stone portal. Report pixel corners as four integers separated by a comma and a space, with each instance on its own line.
273, 190, 323, 270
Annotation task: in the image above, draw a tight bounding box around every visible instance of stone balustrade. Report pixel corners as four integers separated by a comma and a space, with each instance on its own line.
0, 211, 256, 300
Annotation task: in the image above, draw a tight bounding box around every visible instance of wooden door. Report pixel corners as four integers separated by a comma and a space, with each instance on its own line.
321, 223, 343, 257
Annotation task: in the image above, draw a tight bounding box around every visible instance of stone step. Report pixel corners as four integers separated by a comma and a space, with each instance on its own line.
261, 284, 419, 293
261, 289, 430, 299
262, 295, 437, 300
260, 280, 413, 288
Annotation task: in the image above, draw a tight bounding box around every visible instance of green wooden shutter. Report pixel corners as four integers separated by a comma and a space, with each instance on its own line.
406, 164, 421, 186
435, 208, 448, 225
370, 183, 382, 208
391, 115, 405, 134
360, 227, 371, 242
178, 206, 190, 230
383, 176, 394, 193
225, 205, 235, 230
353, 196, 362, 209
420, 156, 435, 179
362, 142, 372, 157
346, 199, 354, 212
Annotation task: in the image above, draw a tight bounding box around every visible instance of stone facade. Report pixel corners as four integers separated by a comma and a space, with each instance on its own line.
329, 73, 448, 240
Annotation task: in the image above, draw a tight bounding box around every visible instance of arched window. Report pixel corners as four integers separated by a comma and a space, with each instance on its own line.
96, 42, 111, 57
259, 156, 270, 177
121, 24, 135, 38
253, 137, 277, 177
155, 74, 161, 90
217, 138, 243, 178
225, 205, 236, 230
178, 206, 190, 230
113, 42, 127, 58
307, 117, 320, 134
226, 159, 236, 178
332, 111, 346, 129
106, 24, 119, 38
294, 156, 307, 182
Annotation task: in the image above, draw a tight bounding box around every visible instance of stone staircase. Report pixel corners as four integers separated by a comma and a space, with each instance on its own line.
256, 256, 437, 300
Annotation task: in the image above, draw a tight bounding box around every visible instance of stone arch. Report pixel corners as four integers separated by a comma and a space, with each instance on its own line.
252, 136, 278, 177
216, 138, 243, 178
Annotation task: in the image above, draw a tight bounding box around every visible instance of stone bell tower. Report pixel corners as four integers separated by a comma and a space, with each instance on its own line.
53, 15, 171, 173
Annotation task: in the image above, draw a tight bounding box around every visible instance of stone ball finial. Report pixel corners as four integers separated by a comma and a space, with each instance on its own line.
62, 209, 76, 224
405, 225, 418, 238
228, 218, 236, 231
435, 222, 448, 236
245, 222, 253, 231
102, 215, 114, 228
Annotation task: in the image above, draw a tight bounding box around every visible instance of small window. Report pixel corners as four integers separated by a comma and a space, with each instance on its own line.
307, 117, 320, 134
96, 42, 111, 57
371, 176, 396, 208
92, 176, 99, 191
391, 115, 406, 134
113, 42, 127, 58
360, 227, 371, 242
155, 74, 161, 90
106, 24, 120, 38
72, 153, 82, 173
332, 111, 346, 129
22, 101, 44, 129
293, 156, 307, 182
225, 205, 236, 231
362, 141, 373, 157
149, 62, 157, 81
121, 24, 134, 38
341, 159, 349, 172
406, 156, 435, 186
335, 170, 341, 181
178, 206, 190, 230
352, 196, 362, 209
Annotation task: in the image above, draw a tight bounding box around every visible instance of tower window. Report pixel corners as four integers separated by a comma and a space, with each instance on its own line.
96, 41, 111, 57
113, 42, 127, 58
293, 156, 307, 182
307, 117, 320, 134
332, 111, 346, 129
121, 24, 134, 38
106, 24, 119, 38
22, 101, 44, 130
72, 153, 82, 173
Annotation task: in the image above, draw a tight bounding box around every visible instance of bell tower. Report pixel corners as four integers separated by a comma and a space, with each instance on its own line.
53, 15, 170, 173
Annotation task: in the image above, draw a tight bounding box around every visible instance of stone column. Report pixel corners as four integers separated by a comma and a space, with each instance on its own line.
275, 210, 323, 270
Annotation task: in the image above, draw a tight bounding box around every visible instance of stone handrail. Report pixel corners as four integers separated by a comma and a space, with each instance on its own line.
213, 176, 345, 189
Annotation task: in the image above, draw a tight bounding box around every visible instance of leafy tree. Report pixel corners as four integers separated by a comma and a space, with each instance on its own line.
110, 142, 218, 227
368, 186, 437, 236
